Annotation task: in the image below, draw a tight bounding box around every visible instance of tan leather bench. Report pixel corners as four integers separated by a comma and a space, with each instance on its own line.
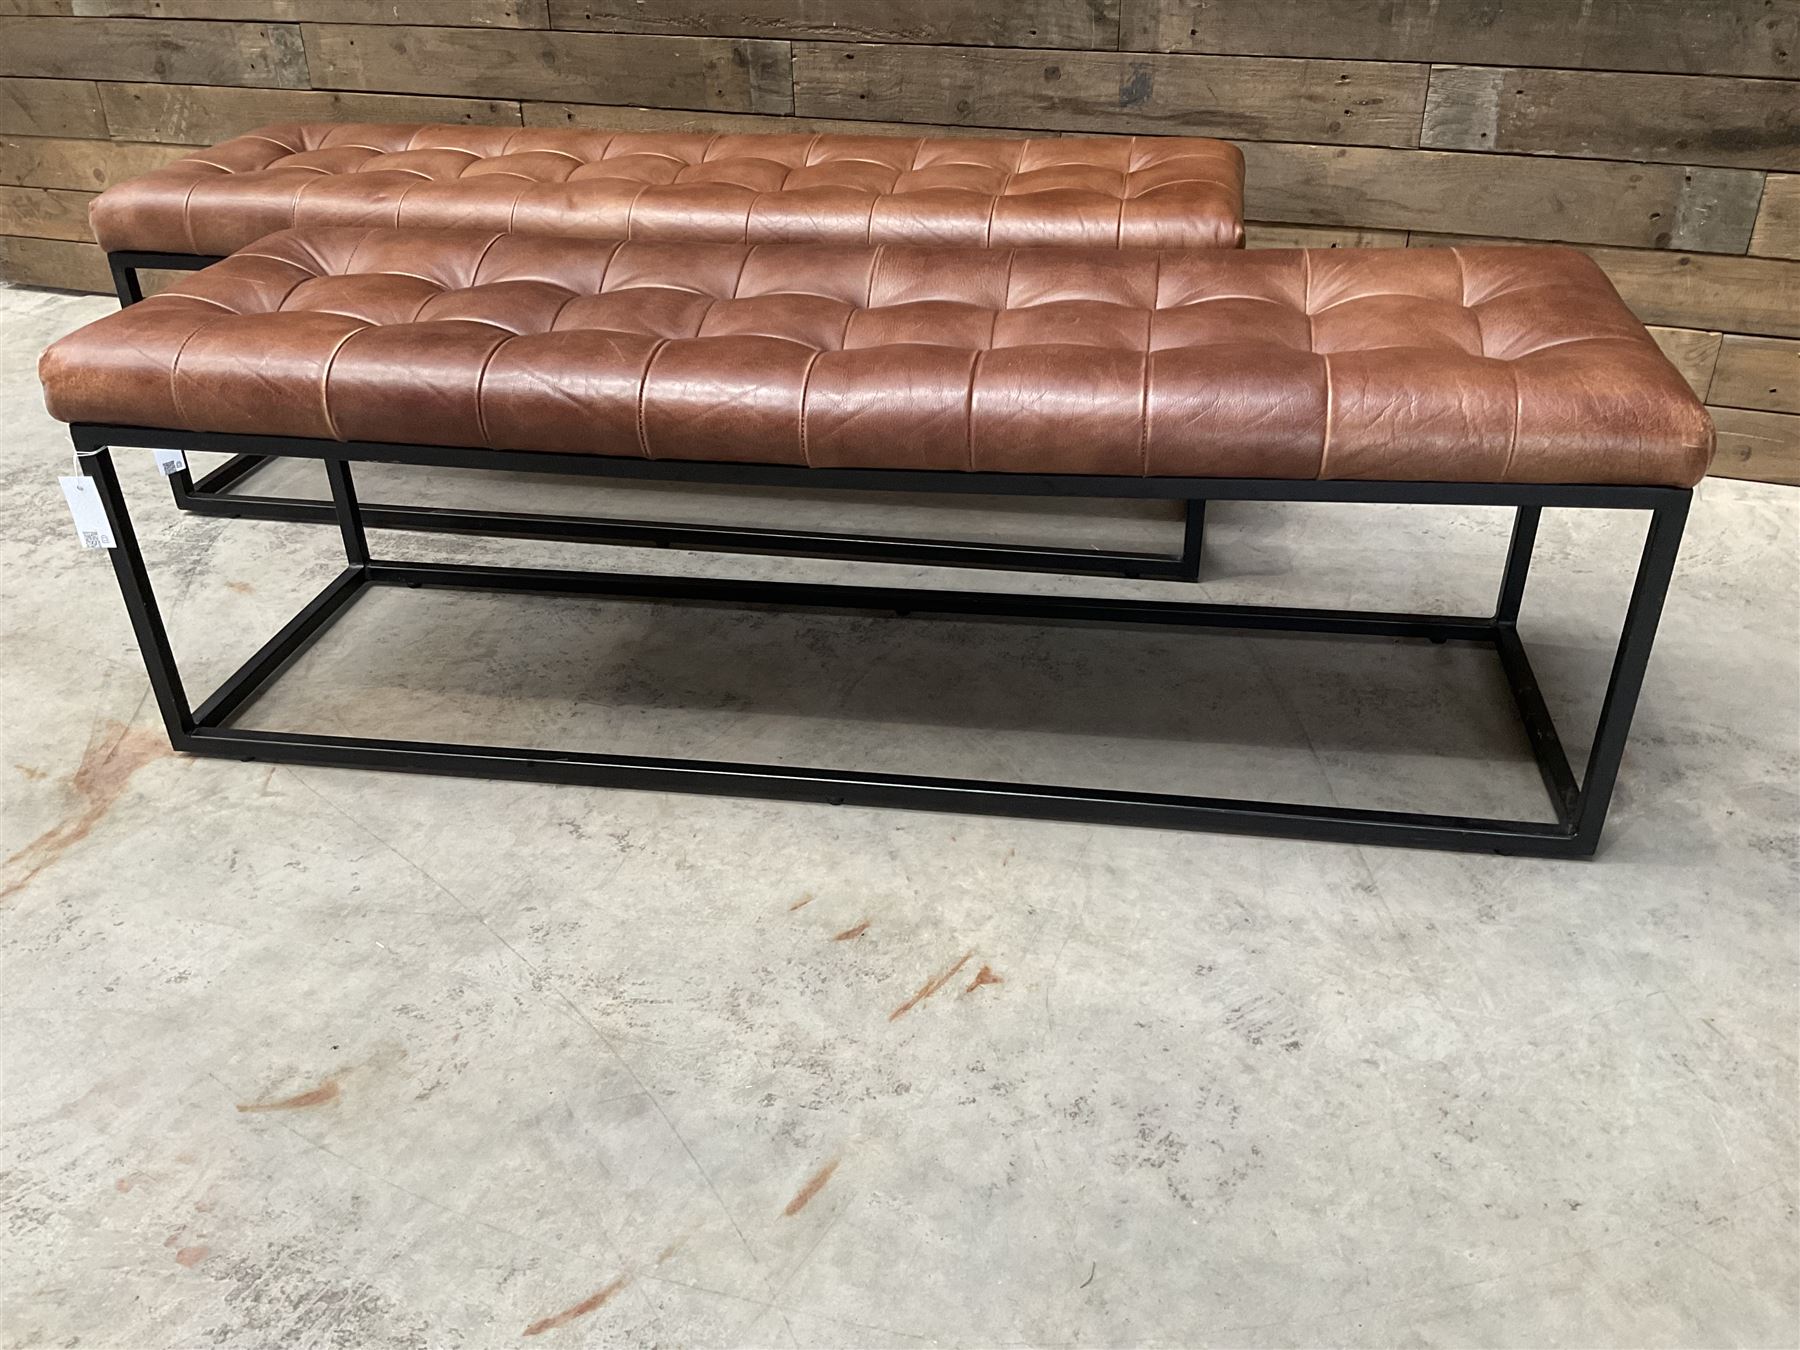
40, 229, 1703, 856
92, 122, 1246, 258
45, 228, 1709, 487
93, 122, 1245, 577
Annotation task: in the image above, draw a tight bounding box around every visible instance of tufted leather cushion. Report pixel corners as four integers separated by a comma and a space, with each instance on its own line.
89, 122, 1246, 257
40, 227, 1712, 487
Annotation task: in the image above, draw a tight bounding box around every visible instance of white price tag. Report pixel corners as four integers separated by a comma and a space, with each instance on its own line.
152, 449, 187, 477
58, 475, 115, 550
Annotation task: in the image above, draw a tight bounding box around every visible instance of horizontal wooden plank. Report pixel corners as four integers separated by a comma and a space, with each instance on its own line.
0, 184, 94, 240
303, 23, 793, 114
523, 101, 1026, 140
1122, 0, 1799, 80
1242, 142, 1762, 252
0, 0, 73, 12
1415, 232, 1800, 339
1709, 407, 1800, 485
1709, 336, 1800, 413
99, 83, 523, 145
1751, 175, 1800, 259
793, 44, 1428, 147
1646, 326, 1723, 399
0, 134, 189, 190
548, 0, 1117, 49
70, 0, 547, 23
0, 233, 108, 289
1246, 222, 1407, 249
0, 77, 105, 139
0, 17, 308, 87
1423, 65, 1800, 172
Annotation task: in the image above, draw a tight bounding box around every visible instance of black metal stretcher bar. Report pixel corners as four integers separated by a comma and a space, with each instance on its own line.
71, 423, 1688, 857
106, 249, 1207, 581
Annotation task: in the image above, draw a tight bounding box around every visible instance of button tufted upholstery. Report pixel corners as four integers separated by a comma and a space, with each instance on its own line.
40, 227, 1712, 487
90, 123, 1246, 257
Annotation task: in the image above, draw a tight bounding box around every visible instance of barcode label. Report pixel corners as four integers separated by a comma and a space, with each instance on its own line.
152, 448, 187, 477
58, 475, 115, 550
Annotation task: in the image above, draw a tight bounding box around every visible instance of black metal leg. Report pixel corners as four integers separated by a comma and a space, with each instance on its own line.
1496, 505, 1540, 623
107, 256, 145, 307
1179, 500, 1206, 581
76, 440, 194, 744
325, 458, 369, 568
72, 424, 1691, 857
1570, 494, 1690, 850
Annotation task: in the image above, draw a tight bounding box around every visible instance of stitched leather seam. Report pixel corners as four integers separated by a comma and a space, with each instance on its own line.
621, 183, 651, 239
1503, 364, 1522, 483
635, 338, 671, 459
965, 348, 982, 472
797, 347, 823, 468
472, 333, 512, 448
315, 323, 371, 443
1318, 353, 1334, 481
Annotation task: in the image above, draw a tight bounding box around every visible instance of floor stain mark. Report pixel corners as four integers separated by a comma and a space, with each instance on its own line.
964, 964, 1004, 994
225, 580, 254, 594
782, 1158, 840, 1217
890, 950, 975, 1021
236, 1079, 341, 1113
522, 1274, 629, 1337
1, 722, 168, 901
788, 893, 814, 911
175, 1244, 208, 1268
832, 919, 870, 941
14, 764, 46, 781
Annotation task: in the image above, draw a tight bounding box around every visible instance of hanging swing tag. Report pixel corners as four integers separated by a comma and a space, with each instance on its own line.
58, 475, 115, 550
152, 448, 187, 476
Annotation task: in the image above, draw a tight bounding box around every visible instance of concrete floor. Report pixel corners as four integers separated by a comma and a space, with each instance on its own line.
2, 281, 1796, 1349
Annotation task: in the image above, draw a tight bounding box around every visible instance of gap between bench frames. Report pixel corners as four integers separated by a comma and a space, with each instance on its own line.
107, 250, 1208, 583
71, 424, 1690, 858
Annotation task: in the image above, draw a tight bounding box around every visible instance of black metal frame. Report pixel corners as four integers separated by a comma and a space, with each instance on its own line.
72, 422, 1690, 857
107, 250, 1206, 581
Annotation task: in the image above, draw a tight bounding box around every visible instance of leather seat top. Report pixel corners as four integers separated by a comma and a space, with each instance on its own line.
40, 227, 1712, 488
90, 122, 1246, 256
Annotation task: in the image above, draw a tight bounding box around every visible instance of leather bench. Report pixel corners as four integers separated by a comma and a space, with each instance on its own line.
41, 229, 1706, 856
93, 122, 1244, 577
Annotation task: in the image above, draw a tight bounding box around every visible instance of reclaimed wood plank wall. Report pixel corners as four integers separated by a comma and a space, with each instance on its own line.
1, 0, 1794, 482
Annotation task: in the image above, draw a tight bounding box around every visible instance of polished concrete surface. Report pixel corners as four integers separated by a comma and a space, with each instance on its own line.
3, 283, 1796, 1348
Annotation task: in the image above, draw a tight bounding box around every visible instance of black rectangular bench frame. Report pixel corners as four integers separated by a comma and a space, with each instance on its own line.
107, 249, 1206, 581
71, 421, 1690, 858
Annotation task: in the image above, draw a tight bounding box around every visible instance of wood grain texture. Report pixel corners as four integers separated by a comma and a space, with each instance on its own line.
1246, 223, 1407, 249
0, 184, 94, 239
525, 101, 1024, 139
0, 233, 107, 288
0, 77, 106, 138
0, 17, 308, 87
549, 0, 1118, 49
1122, 0, 1800, 80
1751, 175, 1800, 258
1243, 142, 1763, 253
303, 23, 792, 113
0, 134, 189, 190
794, 44, 1428, 147
1709, 336, 1800, 413
71, 0, 548, 23
99, 83, 523, 145
1646, 326, 1724, 398
1709, 407, 1800, 483
1423, 66, 1800, 171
